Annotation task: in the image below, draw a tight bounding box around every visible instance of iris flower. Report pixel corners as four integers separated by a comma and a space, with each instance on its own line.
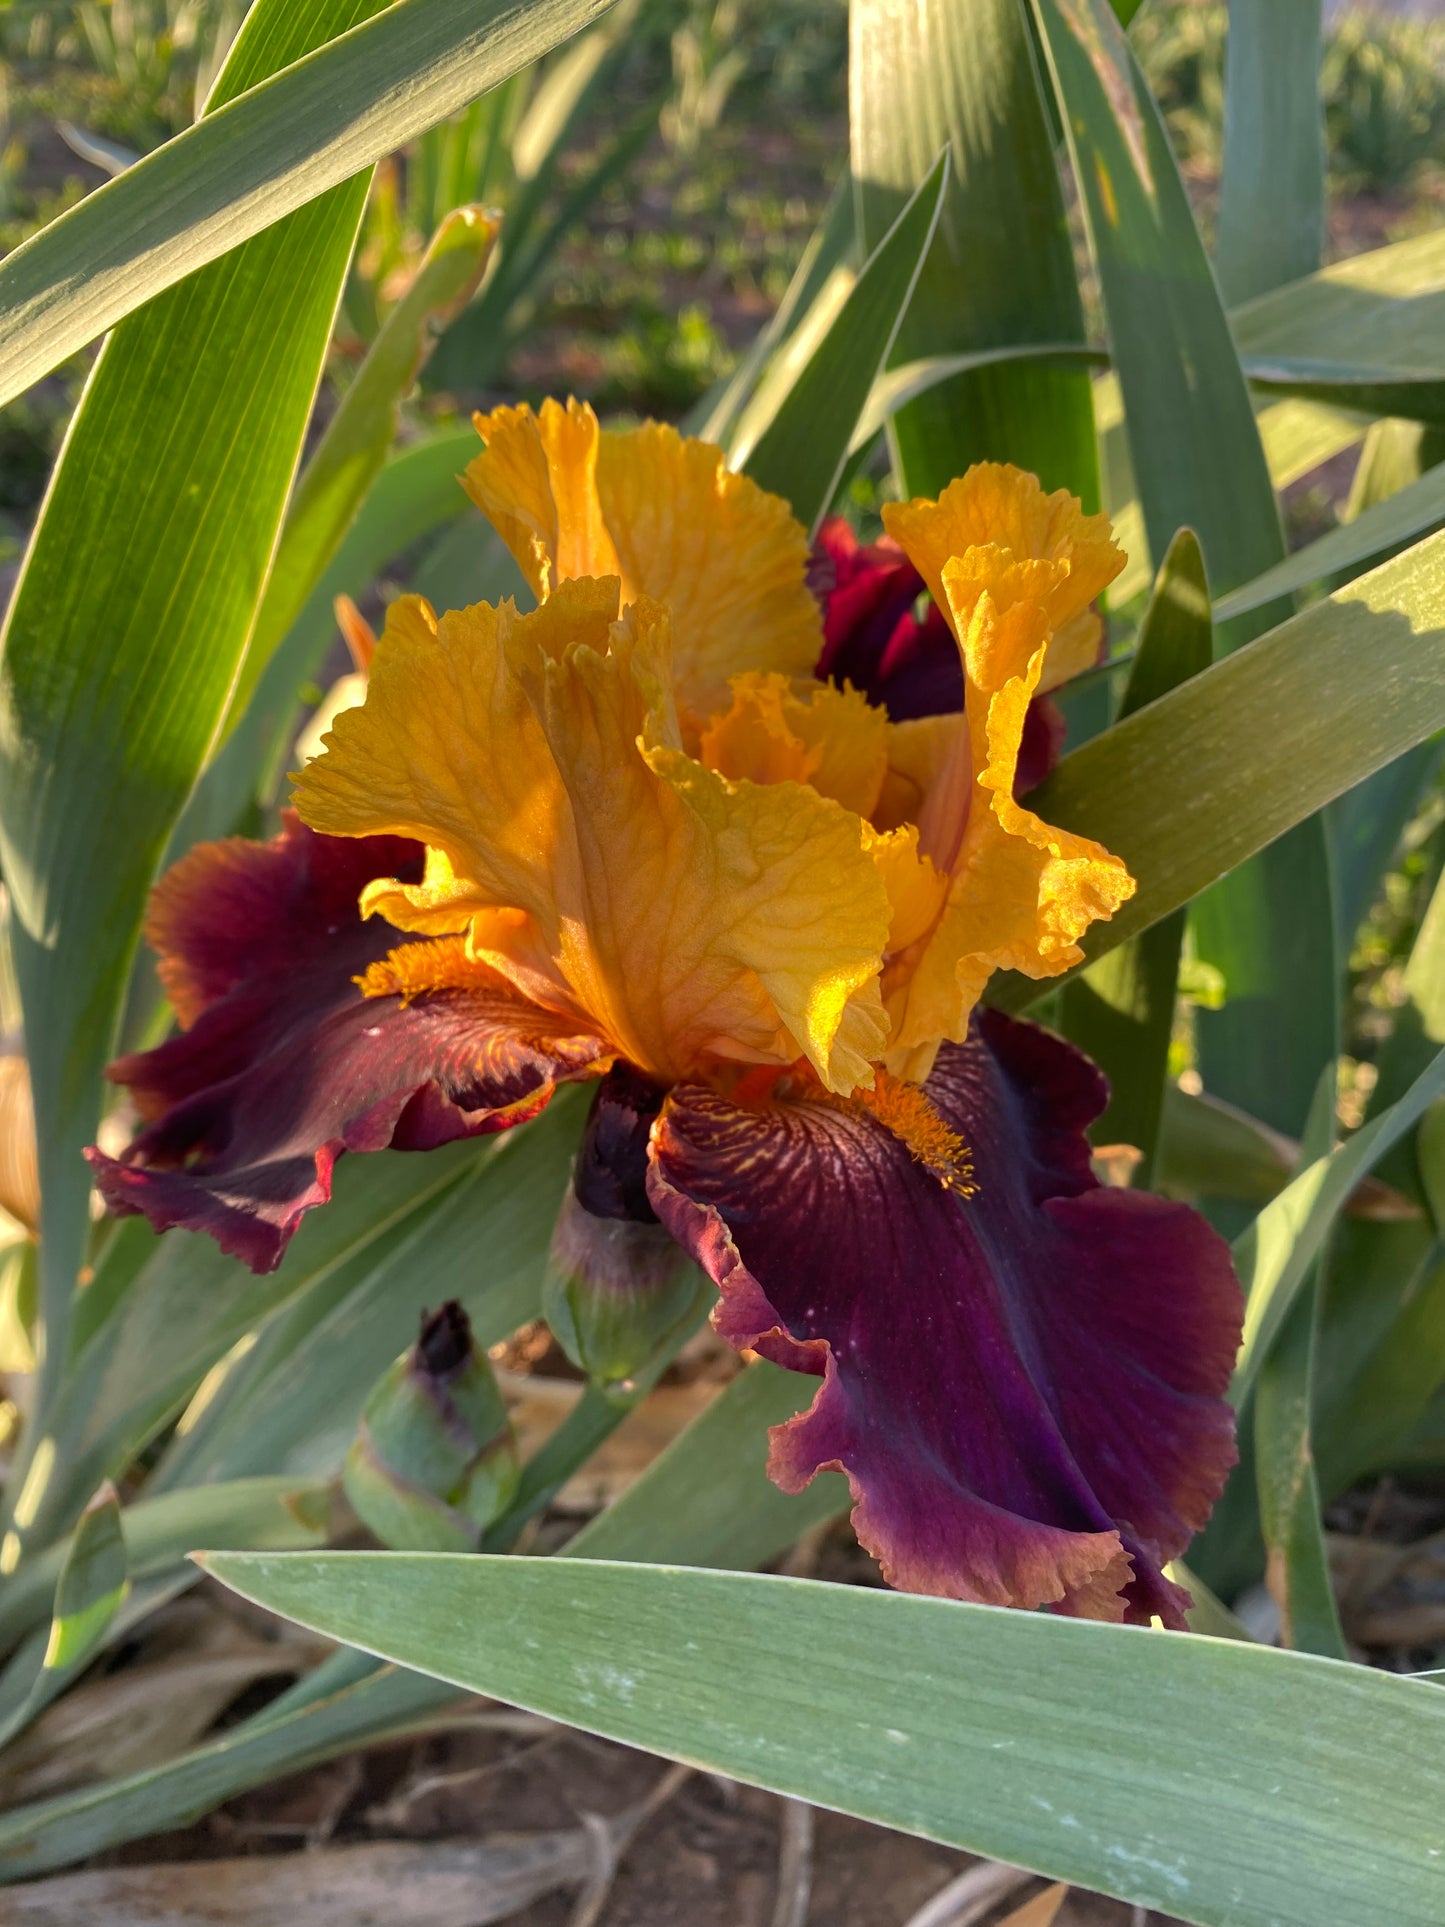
88, 400, 1241, 1625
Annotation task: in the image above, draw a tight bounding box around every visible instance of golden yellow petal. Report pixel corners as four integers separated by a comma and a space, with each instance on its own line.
880, 551, 1133, 1065
700, 671, 889, 818
512, 598, 890, 1091
0, 1051, 38, 1241
298, 581, 889, 1093
1041, 606, 1104, 694
874, 712, 961, 834
596, 421, 822, 721
360, 846, 492, 936
464, 398, 622, 599
882, 461, 1124, 687
295, 580, 622, 954
864, 821, 947, 955
465, 403, 822, 724
904, 585, 1051, 884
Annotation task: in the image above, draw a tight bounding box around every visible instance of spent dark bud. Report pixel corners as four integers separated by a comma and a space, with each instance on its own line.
544, 1070, 711, 1395
343, 1301, 520, 1551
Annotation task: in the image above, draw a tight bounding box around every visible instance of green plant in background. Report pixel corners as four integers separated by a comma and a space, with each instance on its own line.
2, 0, 244, 149
349, 0, 669, 383
1135, 0, 1445, 202
1325, 10, 1445, 195
1130, 0, 1229, 173
0, 1, 1443, 1921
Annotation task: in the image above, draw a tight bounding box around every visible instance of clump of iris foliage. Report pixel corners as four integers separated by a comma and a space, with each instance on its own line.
0, 1, 1443, 1921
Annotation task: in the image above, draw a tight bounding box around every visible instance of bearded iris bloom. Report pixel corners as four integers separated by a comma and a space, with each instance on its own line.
88, 400, 1242, 1626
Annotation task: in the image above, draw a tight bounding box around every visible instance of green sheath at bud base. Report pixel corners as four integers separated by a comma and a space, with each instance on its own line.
543, 1185, 714, 1398
343, 1302, 519, 1551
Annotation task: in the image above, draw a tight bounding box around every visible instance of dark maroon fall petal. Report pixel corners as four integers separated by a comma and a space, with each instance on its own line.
87, 815, 610, 1273
141, 810, 424, 1030
647, 1008, 1242, 1625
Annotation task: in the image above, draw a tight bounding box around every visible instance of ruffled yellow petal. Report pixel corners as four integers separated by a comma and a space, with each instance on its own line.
882, 463, 1124, 693
640, 739, 890, 1092
1046, 606, 1106, 692
296, 582, 620, 955
700, 671, 889, 818
509, 594, 887, 1090
465, 399, 821, 723
596, 422, 822, 719
464, 398, 621, 599
360, 846, 487, 936
864, 822, 947, 955
874, 713, 961, 834
881, 550, 1133, 1077
295, 579, 889, 1094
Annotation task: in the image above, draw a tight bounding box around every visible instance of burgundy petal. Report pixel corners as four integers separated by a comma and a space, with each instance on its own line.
87, 815, 610, 1272
813, 518, 932, 704
138, 811, 423, 1030
648, 1009, 1241, 1625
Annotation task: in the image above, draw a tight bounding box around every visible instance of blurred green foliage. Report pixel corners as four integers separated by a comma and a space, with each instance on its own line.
1135, 1, 1445, 197
0, 0, 848, 506
1325, 11, 1445, 194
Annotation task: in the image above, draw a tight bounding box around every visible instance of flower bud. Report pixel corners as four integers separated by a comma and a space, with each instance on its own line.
343, 1302, 519, 1550
543, 1065, 712, 1396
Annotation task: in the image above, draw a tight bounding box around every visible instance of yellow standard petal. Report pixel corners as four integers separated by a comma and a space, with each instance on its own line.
295, 581, 618, 956
595, 422, 822, 717
700, 671, 889, 818
883, 462, 1125, 693
294, 578, 890, 1095
881, 550, 1134, 1080
462, 397, 621, 598
466, 399, 822, 723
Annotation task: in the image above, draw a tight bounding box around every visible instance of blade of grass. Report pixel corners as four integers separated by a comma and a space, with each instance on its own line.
426, 3, 656, 391
738, 152, 948, 532
851, 0, 1098, 503
1231, 227, 1445, 426
1252, 1077, 1347, 1660
0, 1477, 333, 1657
987, 529, 1445, 1008
1215, 0, 1325, 307
1230, 1046, 1445, 1408
229, 204, 498, 728
1028, 0, 1335, 1141
0, 1486, 127, 1749
1215, 460, 1445, 623
1314, 851, 1445, 1493
202, 1552, 1445, 1927
569, 1361, 845, 1569
1327, 741, 1445, 956
172, 424, 481, 860
1028, 3, 1284, 605
152, 1090, 580, 1491
0, 0, 621, 410
0, 1658, 464, 1881
698, 181, 854, 453
0, 0, 388, 1450
1057, 531, 1211, 1182
848, 345, 1103, 458
26, 1096, 578, 1553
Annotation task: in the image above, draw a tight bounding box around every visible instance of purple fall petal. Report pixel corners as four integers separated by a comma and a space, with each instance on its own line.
648, 1008, 1242, 1625
87, 815, 609, 1272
